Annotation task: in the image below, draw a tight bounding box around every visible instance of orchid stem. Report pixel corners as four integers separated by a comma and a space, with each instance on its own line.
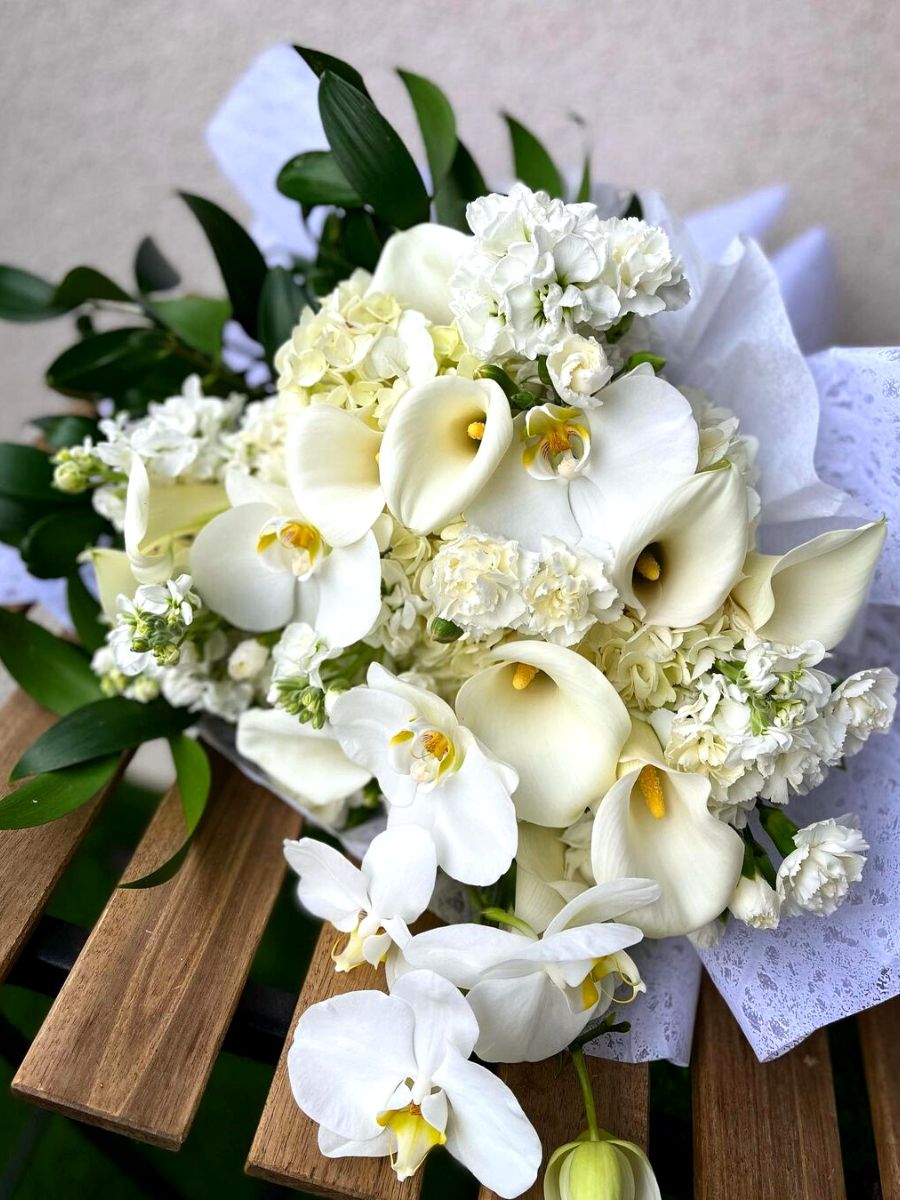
571, 1047, 600, 1142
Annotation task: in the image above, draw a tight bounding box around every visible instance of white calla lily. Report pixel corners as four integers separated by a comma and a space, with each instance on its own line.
610, 463, 749, 627
379, 376, 513, 534
514, 821, 587, 935
368, 223, 472, 324
455, 641, 631, 827
285, 406, 384, 547
284, 827, 436, 971
289, 969, 541, 1196
328, 664, 518, 885
89, 547, 139, 617
123, 455, 227, 584
236, 707, 370, 826
590, 720, 744, 937
403, 880, 657, 1062
731, 520, 886, 650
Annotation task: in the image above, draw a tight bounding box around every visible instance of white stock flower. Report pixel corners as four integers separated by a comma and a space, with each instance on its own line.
422, 527, 528, 637
328, 664, 518, 885
367, 223, 472, 325
517, 537, 621, 645
268, 622, 338, 695
289, 969, 542, 1196
403, 880, 657, 1062
546, 334, 613, 405
776, 815, 868, 917
827, 668, 898, 756
227, 638, 269, 682
728, 873, 781, 930
284, 827, 436, 971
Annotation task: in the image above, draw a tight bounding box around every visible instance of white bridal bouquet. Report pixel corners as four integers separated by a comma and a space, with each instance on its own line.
1, 44, 898, 1199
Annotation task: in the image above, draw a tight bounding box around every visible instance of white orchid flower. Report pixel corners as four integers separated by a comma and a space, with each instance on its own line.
466, 371, 699, 550
731, 520, 886, 650
285, 407, 384, 547
378, 376, 513, 534
288, 969, 541, 1196
189, 472, 381, 641
609, 462, 749, 627
124, 455, 227, 584
455, 640, 631, 828
402, 880, 657, 1062
236, 707, 370, 826
328, 664, 518, 885
284, 827, 436, 971
367, 223, 472, 324
589, 720, 744, 937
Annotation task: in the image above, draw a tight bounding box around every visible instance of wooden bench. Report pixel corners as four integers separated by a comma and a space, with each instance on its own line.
2, 689, 898, 1199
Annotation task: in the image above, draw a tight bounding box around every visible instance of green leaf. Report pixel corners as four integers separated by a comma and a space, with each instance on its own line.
398, 69, 457, 191
434, 140, 487, 231
277, 150, 362, 208
45, 327, 173, 401
117, 356, 196, 414
0, 265, 66, 322
121, 735, 211, 888
575, 153, 591, 204
0, 609, 101, 716
179, 192, 267, 337
293, 45, 369, 96
504, 115, 565, 197
318, 71, 430, 230
151, 295, 231, 358
0, 443, 58, 503
258, 267, 308, 365
20, 509, 107, 579
11, 696, 194, 779
0, 754, 119, 830
623, 193, 643, 220
0, 494, 57, 547
31, 414, 99, 449
53, 266, 130, 309
339, 210, 386, 271
67, 570, 107, 653
134, 236, 181, 294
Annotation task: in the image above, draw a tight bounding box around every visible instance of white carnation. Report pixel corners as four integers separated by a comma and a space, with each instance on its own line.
517, 537, 620, 646
422, 527, 528, 637
776, 815, 868, 916
594, 216, 689, 317
827, 668, 898, 756
728, 874, 781, 930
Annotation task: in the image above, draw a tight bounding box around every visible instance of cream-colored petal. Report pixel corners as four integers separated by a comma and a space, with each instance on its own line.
379, 376, 513, 534
612, 464, 749, 627
455, 640, 631, 827
368, 223, 472, 324
89, 548, 139, 618
732, 520, 886, 650
285, 407, 384, 547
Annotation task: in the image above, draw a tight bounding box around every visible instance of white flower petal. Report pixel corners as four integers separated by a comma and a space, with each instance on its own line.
368, 223, 472, 324
465, 973, 590, 1062
125, 455, 227, 583
362, 827, 437, 923
283, 837, 369, 928
465, 441, 580, 550
89, 548, 138, 618
317, 1126, 390, 1160
403, 924, 527, 990
545, 879, 662, 935
327, 685, 419, 802
304, 532, 383, 646
391, 969, 479, 1073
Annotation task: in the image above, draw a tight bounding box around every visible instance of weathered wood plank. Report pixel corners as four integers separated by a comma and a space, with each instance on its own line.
693, 973, 845, 1200
476, 1056, 649, 1200
246, 920, 422, 1199
0, 691, 120, 982
12, 754, 300, 1149
858, 997, 900, 1199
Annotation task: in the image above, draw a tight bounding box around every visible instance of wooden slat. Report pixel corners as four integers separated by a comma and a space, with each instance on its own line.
0, 691, 120, 982
246, 921, 422, 1199
858, 997, 900, 1198
12, 754, 300, 1149
477, 1057, 649, 1200
693, 973, 845, 1200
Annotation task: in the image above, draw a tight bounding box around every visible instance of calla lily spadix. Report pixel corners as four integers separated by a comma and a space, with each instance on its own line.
285, 406, 383, 547
289, 969, 541, 1196
590, 719, 744, 937
402, 879, 658, 1062
609, 462, 749, 627
467, 370, 699, 550
236, 706, 371, 826
189, 472, 381, 642
378, 375, 513, 534
284, 826, 436, 971
455, 640, 631, 827
328, 664, 518, 885
124, 455, 228, 584
367, 223, 472, 325
731, 519, 886, 650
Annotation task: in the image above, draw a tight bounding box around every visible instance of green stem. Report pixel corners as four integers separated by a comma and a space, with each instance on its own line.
479, 907, 537, 938
571, 1048, 600, 1142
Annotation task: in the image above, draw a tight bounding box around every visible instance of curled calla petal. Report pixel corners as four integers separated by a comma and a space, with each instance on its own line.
286, 407, 384, 547
731, 519, 886, 650
89, 548, 139, 617
379, 376, 513, 534
455, 640, 631, 827
611, 463, 749, 627
368, 223, 472, 324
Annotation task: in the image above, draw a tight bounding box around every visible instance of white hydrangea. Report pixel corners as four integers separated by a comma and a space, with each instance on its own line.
826, 668, 898, 756
776, 815, 868, 917
546, 334, 613, 405
366, 557, 430, 658
517, 537, 620, 645
422, 527, 528, 637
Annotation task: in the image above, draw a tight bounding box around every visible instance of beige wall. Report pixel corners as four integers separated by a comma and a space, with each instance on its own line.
1, 0, 898, 439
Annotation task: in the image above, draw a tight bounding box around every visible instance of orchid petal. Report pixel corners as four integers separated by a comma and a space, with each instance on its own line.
362, 827, 437, 924
403, 924, 529, 990
391, 969, 479, 1072
465, 973, 590, 1062
368, 223, 472, 324
300, 532, 382, 646
284, 837, 369, 928
545, 879, 662, 936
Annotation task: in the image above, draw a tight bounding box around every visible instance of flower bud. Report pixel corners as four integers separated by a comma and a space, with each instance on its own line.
53, 459, 88, 493
728, 872, 780, 930
545, 1135, 660, 1200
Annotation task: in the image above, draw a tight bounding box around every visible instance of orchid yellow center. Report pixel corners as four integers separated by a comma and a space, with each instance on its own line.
376, 1103, 446, 1180
521, 406, 590, 480
420, 729, 451, 760
637, 764, 666, 819
634, 545, 662, 582
512, 663, 540, 690
579, 954, 645, 1011
256, 517, 323, 579
389, 724, 456, 785
467, 420, 486, 441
